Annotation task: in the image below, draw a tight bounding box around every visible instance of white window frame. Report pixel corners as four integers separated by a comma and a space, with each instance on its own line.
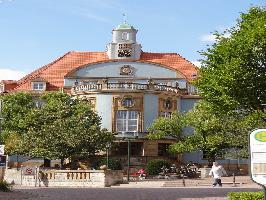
116, 110, 138, 132
32, 82, 46, 91
122, 32, 129, 40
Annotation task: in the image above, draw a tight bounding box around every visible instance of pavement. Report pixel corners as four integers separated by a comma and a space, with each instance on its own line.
112, 175, 261, 188
0, 176, 263, 200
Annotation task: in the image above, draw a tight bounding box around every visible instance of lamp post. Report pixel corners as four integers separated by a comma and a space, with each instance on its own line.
123, 131, 138, 182
106, 142, 111, 169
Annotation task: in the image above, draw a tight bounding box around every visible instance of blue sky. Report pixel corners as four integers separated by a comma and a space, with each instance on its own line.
0, 0, 265, 81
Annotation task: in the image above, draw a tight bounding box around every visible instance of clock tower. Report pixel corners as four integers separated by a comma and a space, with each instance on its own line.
107, 21, 142, 60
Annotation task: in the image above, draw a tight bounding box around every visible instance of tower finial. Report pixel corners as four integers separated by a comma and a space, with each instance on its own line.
122, 13, 127, 24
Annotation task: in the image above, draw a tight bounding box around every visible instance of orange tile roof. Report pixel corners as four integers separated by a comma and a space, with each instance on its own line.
14, 51, 198, 92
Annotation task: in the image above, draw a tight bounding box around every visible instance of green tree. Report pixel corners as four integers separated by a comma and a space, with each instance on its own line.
2, 92, 114, 167
0, 92, 35, 144
147, 112, 185, 140
196, 7, 266, 113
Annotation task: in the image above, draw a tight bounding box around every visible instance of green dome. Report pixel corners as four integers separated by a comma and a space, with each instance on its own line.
116, 22, 135, 30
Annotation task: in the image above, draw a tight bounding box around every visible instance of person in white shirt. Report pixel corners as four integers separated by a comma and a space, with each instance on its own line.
209, 161, 227, 187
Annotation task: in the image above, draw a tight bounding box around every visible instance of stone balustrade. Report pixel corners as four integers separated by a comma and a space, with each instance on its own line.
4, 168, 123, 187
72, 82, 179, 94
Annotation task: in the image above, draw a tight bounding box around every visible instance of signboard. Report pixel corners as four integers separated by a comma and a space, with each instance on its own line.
250, 129, 266, 186
0, 145, 4, 155
22, 167, 36, 175
0, 155, 6, 167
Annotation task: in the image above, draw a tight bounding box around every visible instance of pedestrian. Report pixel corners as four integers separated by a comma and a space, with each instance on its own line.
209, 161, 227, 187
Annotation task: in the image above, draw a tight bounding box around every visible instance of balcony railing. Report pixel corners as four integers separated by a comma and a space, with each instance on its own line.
72, 82, 179, 94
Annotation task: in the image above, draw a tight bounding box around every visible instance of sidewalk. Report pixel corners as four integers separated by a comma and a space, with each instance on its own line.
112, 175, 261, 188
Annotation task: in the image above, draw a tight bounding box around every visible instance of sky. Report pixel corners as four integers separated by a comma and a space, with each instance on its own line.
0, 0, 265, 81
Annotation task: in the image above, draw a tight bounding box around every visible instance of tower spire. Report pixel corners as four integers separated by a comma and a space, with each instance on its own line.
122, 13, 127, 24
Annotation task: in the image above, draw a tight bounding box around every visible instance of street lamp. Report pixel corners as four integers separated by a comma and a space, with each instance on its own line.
122, 131, 138, 182
106, 142, 111, 169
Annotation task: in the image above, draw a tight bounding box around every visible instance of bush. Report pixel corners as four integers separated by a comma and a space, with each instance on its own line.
228, 191, 264, 200
0, 180, 11, 192
95, 158, 122, 170
146, 159, 171, 175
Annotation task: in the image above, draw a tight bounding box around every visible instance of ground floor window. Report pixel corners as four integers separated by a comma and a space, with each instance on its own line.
112, 142, 143, 156
158, 143, 171, 156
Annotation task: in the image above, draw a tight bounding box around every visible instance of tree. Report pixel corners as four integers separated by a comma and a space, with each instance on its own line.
0, 92, 35, 144
196, 7, 266, 113
147, 112, 185, 140
2, 92, 114, 166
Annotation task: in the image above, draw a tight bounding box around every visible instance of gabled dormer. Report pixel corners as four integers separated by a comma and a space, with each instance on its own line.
31, 77, 47, 91
106, 21, 142, 60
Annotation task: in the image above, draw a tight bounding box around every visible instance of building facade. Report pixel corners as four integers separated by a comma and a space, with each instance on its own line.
0, 22, 201, 168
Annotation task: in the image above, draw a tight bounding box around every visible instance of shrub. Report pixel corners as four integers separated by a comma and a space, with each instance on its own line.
0, 180, 11, 192
146, 159, 171, 175
95, 158, 122, 170
228, 191, 264, 200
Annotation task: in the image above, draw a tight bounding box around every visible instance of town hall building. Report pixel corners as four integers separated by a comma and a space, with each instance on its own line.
0, 21, 200, 168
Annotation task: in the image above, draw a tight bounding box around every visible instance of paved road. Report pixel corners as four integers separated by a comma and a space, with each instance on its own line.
1, 187, 262, 200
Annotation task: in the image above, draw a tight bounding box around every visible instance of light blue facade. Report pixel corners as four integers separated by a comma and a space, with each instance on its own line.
64, 61, 187, 87
95, 94, 113, 130
144, 94, 158, 131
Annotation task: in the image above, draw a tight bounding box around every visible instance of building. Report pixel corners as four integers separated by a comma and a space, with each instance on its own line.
0, 21, 201, 169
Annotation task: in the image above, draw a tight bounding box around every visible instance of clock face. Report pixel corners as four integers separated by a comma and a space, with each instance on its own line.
118, 49, 132, 57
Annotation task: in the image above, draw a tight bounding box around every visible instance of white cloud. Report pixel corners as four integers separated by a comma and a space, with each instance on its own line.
200, 34, 216, 42
192, 61, 202, 68
0, 68, 26, 81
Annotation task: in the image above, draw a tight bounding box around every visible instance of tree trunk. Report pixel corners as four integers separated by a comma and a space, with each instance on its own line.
44, 158, 51, 168
60, 158, 64, 169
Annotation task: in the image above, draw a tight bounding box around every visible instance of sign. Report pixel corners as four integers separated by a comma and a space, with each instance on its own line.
0, 145, 4, 155
250, 129, 266, 186
0, 155, 6, 167
23, 167, 35, 175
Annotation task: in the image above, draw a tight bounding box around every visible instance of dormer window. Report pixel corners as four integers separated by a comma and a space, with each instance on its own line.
31, 77, 47, 91
33, 82, 44, 90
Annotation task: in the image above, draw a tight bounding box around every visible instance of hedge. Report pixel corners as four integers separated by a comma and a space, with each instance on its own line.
146, 159, 171, 175
228, 191, 264, 200
0, 180, 11, 192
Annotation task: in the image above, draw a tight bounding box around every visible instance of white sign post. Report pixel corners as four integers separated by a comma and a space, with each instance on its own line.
250, 129, 266, 199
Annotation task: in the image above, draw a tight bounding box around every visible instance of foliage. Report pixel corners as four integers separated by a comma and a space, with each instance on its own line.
0, 92, 35, 143
1, 92, 115, 164
147, 112, 185, 140
0, 180, 11, 192
195, 6, 266, 113
146, 159, 171, 175
228, 191, 264, 200
95, 157, 122, 170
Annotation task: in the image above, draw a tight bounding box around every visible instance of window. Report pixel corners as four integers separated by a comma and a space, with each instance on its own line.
35, 101, 43, 109
0, 84, 4, 93
116, 110, 138, 132
122, 32, 129, 40
160, 112, 172, 118
158, 143, 171, 156
33, 83, 44, 91
121, 96, 134, 107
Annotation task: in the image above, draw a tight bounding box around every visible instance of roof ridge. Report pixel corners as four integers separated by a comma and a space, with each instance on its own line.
14, 51, 73, 90
142, 51, 178, 55
175, 53, 199, 71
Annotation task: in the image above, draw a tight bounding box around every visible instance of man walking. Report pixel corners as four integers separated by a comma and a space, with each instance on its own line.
209, 161, 227, 187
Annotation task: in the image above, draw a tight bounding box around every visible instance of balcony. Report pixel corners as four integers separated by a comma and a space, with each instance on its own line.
71, 82, 180, 94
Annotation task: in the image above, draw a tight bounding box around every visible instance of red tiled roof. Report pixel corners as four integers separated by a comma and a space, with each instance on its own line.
0, 80, 18, 92
14, 51, 198, 91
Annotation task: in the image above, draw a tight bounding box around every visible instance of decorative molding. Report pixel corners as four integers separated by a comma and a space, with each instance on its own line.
120, 65, 134, 75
